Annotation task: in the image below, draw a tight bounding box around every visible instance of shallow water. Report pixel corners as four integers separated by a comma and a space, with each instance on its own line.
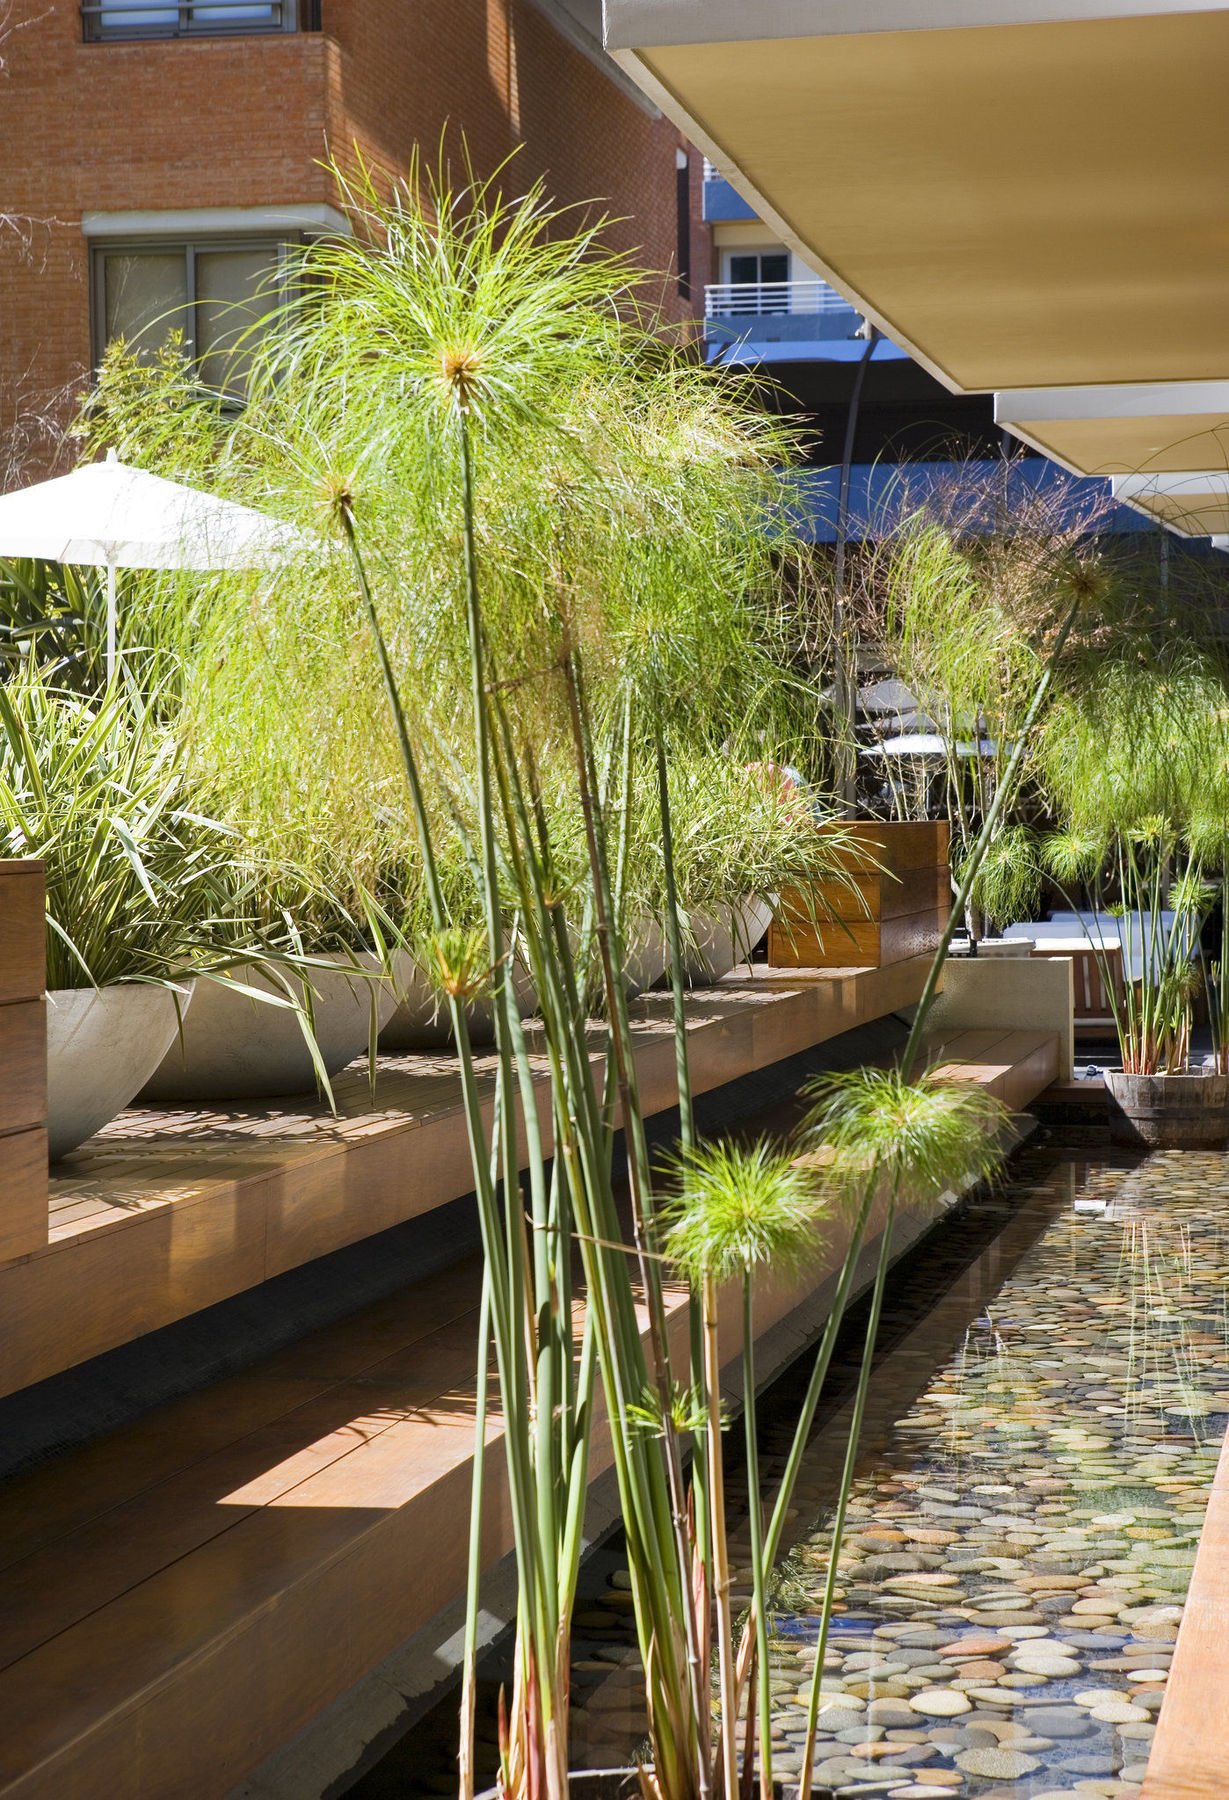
570, 1146, 1229, 1798
749, 1150, 1229, 1799
357, 1141, 1229, 1798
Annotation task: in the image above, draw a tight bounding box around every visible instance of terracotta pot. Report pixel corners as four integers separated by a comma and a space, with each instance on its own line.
1104, 1068, 1229, 1150
46, 981, 195, 1161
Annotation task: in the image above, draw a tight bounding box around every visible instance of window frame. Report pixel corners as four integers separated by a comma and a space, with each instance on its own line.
81, 0, 303, 42
722, 248, 791, 287
91, 235, 297, 401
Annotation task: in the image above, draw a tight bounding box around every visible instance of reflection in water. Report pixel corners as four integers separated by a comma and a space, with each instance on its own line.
381, 1149, 1229, 1797
752, 1154, 1229, 1798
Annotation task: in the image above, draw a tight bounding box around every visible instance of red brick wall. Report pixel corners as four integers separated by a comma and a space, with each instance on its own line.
0, 0, 708, 481
0, 3, 332, 477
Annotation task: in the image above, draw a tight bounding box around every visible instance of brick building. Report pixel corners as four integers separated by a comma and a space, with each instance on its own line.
0, 0, 711, 482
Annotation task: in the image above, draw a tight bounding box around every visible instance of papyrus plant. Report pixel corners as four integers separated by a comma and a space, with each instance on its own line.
170, 151, 1095, 1800
224, 154, 852, 1800
1039, 655, 1228, 1074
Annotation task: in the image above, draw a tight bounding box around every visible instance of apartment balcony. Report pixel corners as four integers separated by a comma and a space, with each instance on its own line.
701, 167, 758, 223
704, 278, 887, 364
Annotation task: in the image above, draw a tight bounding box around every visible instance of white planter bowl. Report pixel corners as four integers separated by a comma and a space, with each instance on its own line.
47, 981, 195, 1162
380, 952, 539, 1053
683, 896, 774, 986
141, 951, 398, 1100
624, 916, 669, 998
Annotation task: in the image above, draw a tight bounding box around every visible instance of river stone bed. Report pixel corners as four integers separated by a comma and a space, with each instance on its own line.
569, 1150, 1229, 1797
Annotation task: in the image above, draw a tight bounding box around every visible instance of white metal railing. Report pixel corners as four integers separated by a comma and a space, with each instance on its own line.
704, 280, 853, 319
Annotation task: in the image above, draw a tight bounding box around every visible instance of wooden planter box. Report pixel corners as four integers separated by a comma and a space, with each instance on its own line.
0, 858, 47, 1262
767, 821, 950, 970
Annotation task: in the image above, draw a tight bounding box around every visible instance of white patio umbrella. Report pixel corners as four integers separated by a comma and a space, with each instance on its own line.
861, 733, 1000, 758
0, 450, 308, 679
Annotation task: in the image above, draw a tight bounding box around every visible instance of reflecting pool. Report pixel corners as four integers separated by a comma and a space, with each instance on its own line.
366, 1143, 1229, 1798
744, 1149, 1229, 1799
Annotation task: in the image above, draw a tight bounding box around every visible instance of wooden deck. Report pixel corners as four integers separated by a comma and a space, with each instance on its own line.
927, 1025, 1061, 1111
0, 1017, 1060, 1800
0, 958, 935, 1400
1140, 1416, 1229, 1800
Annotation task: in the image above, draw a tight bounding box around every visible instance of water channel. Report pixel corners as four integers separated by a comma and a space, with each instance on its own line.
357, 1130, 1229, 1800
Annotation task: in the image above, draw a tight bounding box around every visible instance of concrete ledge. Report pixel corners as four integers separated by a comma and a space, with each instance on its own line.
918, 953, 1075, 1080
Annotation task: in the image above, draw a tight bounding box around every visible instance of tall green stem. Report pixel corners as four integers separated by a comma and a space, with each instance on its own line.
705, 1272, 739, 1800
655, 718, 695, 1154
797, 1192, 897, 1800
655, 716, 712, 1709
741, 1277, 773, 1800
459, 1263, 493, 1800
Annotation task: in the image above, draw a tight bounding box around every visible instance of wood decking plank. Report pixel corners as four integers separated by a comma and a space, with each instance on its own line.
0, 964, 938, 1398
0, 987, 1068, 1800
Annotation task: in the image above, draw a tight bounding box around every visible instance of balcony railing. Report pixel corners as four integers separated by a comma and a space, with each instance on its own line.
704, 280, 853, 319
82, 0, 305, 40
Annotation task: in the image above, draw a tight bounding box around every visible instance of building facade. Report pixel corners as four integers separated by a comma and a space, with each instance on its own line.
0, 0, 711, 481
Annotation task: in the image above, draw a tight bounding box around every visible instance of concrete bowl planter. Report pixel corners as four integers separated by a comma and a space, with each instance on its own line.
47, 981, 195, 1161
976, 937, 1034, 959
1104, 1069, 1229, 1150
140, 952, 398, 1101
684, 895, 774, 986
379, 951, 539, 1052
624, 915, 669, 998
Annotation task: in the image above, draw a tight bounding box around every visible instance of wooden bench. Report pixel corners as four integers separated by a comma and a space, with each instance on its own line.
0, 957, 938, 1401
0, 999, 1071, 1800
924, 1025, 1062, 1113
0, 860, 47, 1263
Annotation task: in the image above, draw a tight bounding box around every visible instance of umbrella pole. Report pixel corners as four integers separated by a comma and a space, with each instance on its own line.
106, 560, 117, 683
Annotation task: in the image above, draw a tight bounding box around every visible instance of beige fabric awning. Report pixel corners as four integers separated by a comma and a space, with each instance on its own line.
605, 1, 1229, 526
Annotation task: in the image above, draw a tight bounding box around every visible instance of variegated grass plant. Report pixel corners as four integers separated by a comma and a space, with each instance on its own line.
0, 667, 246, 988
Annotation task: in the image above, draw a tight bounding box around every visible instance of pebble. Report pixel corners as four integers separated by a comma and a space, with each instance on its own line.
953, 1746, 1042, 1778
1012, 1650, 1083, 1675
1026, 1707, 1097, 1738
1087, 1699, 1151, 1724
1060, 1753, 1123, 1775
907, 1689, 971, 1717
569, 1156, 1228, 1795
867, 1701, 920, 1727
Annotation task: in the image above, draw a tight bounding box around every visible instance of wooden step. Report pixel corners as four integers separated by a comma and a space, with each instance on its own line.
926, 1026, 1061, 1111
0, 958, 937, 1399
0, 1043, 954, 1800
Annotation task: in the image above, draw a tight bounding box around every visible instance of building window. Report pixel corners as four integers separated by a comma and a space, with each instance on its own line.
724, 250, 789, 314
675, 148, 692, 302
81, 0, 304, 42
93, 239, 288, 400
